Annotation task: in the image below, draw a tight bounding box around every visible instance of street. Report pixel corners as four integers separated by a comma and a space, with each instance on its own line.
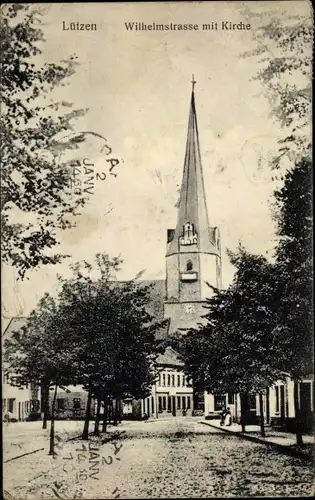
4, 417, 314, 499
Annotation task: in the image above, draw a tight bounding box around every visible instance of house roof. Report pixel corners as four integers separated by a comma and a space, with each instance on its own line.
111, 279, 169, 340
1, 279, 169, 344
156, 346, 184, 367
2, 317, 27, 340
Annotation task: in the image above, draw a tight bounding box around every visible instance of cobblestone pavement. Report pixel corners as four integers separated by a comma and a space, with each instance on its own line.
4, 417, 314, 499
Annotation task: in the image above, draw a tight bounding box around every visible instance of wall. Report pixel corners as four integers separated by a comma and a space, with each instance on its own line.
166, 254, 180, 300
49, 386, 93, 420
141, 366, 194, 418
164, 301, 208, 334
178, 251, 201, 301
199, 253, 219, 299
2, 372, 36, 422
262, 377, 314, 433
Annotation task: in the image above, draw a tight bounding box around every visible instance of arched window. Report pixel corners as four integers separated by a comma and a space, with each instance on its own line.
186, 260, 193, 271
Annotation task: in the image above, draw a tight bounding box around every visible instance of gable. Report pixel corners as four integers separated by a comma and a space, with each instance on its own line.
156, 346, 184, 367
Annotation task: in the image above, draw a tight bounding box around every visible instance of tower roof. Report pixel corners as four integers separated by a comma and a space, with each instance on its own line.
167, 82, 217, 256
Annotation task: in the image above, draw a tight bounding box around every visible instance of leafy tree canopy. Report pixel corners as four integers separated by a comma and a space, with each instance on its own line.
1, 4, 87, 278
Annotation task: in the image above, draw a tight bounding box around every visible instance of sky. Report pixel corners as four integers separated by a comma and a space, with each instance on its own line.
2, 1, 312, 318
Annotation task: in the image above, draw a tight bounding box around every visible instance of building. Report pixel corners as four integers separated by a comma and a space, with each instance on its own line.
2, 317, 40, 421
48, 385, 94, 420
135, 80, 222, 418
140, 347, 194, 419
164, 81, 222, 336
2, 83, 313, 432
256, 377, 314, 433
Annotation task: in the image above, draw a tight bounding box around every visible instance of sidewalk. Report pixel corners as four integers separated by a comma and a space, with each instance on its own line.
199, 419, 314, 461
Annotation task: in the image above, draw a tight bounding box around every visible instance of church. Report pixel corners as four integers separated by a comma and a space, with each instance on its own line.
131, 79, 224, 419
3, 82, 313, 431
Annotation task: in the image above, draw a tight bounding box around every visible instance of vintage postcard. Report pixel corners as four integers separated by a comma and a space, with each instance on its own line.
1, 1, 313, 499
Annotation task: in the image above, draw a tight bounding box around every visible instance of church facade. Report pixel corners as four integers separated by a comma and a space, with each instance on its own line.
135, 83, 223, 420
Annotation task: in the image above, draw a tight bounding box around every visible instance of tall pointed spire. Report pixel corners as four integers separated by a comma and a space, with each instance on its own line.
167, 79, 217, 256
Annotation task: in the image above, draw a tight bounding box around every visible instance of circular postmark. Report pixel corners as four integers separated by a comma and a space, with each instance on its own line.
52, 131, 124, 201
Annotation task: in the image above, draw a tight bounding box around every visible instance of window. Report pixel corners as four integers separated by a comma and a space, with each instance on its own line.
151, 397, 154, 414
177, 375, 180, 387
248, 394, 256, 410
167, 374, 171, 386
214, 395, 226, 411
158, 397, 162, 413
167, 397, 172, 412
182, 396, 186, 410
187, 397, 191, 410
275, 386, 279, 413
8, 398, 15, 413
158, 373, 161, 386
147, 398, 150, 415
73, 398, 81, 409
171, 375, 175, 387
162, 374, 166, 387
182, 375, 186, 387
57, 399, 66, 410
177, 396, 181, 410
186, 260, 193, 271
162, 396, 166, 411
228, 392, 234, 405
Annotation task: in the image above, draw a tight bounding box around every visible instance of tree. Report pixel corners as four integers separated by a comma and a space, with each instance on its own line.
4, 293, 82, 454
272, 156, 313, 444
242, 7, 312, 169
1, 4, 87, 278
181, 247, 283, 435
56, 262, 166, 439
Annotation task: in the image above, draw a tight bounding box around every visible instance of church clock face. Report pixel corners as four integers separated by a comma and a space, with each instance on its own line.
185, 304, 195, 315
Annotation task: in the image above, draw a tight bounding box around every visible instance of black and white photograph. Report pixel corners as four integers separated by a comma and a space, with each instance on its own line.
1, 1, 313, 498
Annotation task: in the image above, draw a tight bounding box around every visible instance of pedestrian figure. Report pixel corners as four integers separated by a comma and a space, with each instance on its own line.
224, 408, 232, 426
220, 407, 227, 426
4, 411, 10, 426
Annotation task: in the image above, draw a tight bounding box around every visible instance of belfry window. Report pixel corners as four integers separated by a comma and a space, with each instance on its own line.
186, 260, 193, 271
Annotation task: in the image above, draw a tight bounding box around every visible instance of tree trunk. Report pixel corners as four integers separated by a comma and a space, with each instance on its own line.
82, 385, 93, 440
42, 383, 49, 430
240, 393, 249, 433
259, 393, 266, 438
118, 398, 122, 424
293, 379, 303, 446
49, 384, 58, 455
94, 398, 101, 436
102, 397, 108, 433
109, 399, 114, 425
113, 398, 118, 426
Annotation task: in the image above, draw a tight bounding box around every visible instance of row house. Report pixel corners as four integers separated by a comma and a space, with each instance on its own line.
204, 376, 314, 433
2, 318, 41, 422
257, 377, 314, 433
139, 347, 194, 418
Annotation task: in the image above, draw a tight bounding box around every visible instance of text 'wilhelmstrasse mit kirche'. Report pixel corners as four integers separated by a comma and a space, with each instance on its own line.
124, 22, 251, 31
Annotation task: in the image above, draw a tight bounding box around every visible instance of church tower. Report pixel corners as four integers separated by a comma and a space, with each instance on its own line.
165, 78, 222, 335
